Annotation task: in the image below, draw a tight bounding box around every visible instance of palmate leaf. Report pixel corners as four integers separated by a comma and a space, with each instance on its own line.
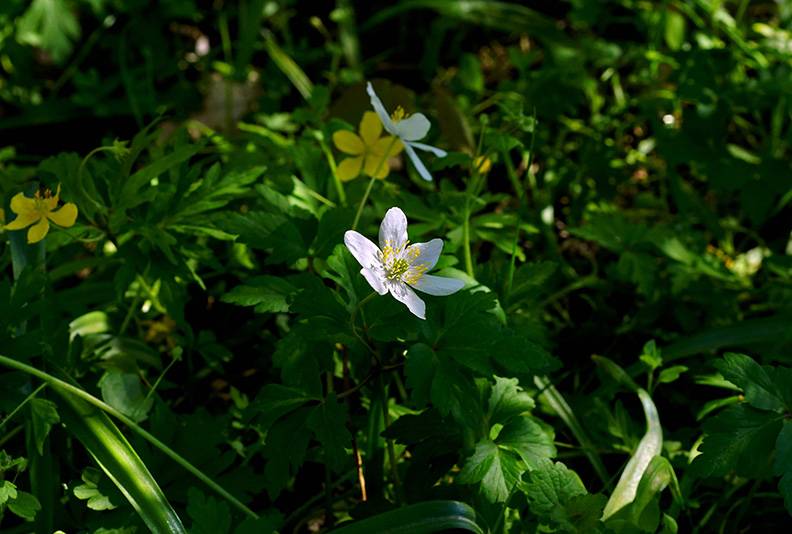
457, 440, 525, 502
458, 412, 555, 502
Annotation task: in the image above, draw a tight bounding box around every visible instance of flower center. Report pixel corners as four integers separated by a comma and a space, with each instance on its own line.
380, 241, 427, 284
390, 106, 409, 123
385, 258, 411, 280
32, 189, 53, 214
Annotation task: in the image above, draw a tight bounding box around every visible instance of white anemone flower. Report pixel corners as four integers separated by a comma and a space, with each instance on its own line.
366, 82, 447, 182
344, 207, 464, 319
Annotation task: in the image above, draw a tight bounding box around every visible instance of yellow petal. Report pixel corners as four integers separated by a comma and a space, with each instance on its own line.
45, 184, 62, 211
332, 130, 365, 155
27, 217, 49, 243
363, 153, 391, 179
370, 136, 404, 159
359, 111, 383, 146
337, 156, 364, 182
4, 211, 40, 231
47, 202, 78, 228
10, 192, 37, 216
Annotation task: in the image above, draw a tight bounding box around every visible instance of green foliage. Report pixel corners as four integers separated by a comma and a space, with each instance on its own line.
1, 0, 791, 531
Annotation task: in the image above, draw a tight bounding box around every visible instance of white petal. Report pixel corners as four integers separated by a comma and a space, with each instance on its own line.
344, 230, 381, 269
379, 207, 408, 250
405, 238, 443, 270
393, 113, 430, 141
409, 141, 447, 158
361, 267, 388, 295
366, 82, 397, 135
388, 282, 426, 319
403, 143, 434, 182
410, 274, 465, 296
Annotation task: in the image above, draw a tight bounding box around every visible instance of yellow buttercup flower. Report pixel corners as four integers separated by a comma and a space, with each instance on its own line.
4, 184, 78, 243
332, 111, 404, 181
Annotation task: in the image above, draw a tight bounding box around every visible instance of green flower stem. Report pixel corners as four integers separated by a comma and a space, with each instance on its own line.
351, 136, 398, 230
317, 132, 347, 205
352, 176, 377, 231
462, 209, 474, 277
0, 354, 259, 520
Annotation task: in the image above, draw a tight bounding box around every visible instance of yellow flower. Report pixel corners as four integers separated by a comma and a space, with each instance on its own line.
4, 184, 78, 243
473, 155, 492, 175
332, 111, 404, 181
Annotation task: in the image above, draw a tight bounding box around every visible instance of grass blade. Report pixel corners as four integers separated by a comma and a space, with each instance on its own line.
55, 389, 187, 534
331, 500, 483, 534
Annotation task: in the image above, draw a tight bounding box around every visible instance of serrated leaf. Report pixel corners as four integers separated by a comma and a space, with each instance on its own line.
691, 404, 782, 479
262, 408, 311, 499
715, 353, 787, 412
307, 393, 352, 472
29, 398, 60, 455
252, 384, 316, 431
457, 440, 524, 502
187, 488, 231, 534
521, 459, 587, 517
497, 416, 556, 468
221, 276, 296, 313
487, 376, 535, 425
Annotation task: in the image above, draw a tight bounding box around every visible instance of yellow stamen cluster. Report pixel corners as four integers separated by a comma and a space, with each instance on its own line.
380, 240, 427, 284
390, 106, 408, 123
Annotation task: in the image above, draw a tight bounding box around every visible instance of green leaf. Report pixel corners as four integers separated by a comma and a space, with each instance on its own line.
715, 353, 787, 412
221, 276, 297, 313
773, 420, 792, 515
657, 365, 688, 385
0, 480, 18, 505
187, 488, 231, 534
521, 458, 587, 516
29, 398, 60, 455
55, 388, 187, 533
457, 440, 523, 502
691, 404, 782, 479
664, 9, 686, 51
7, 490, 41, 521
252, 384, 316, 431
73, 467, 119, 511
307, 393, 352, 472
639, 340, 662, 371
16, 0, 80, 64
497, 417, 556, 469
331, 500, 483, 534
487, 376, 535, 425
262, 408, 311, 498
99, 371, 154, 423
601, 389, 663, 520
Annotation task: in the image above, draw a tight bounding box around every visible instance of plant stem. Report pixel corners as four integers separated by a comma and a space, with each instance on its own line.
0, 383, 47, 432
0, 354, 259, 520
351, 137, 398, 230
